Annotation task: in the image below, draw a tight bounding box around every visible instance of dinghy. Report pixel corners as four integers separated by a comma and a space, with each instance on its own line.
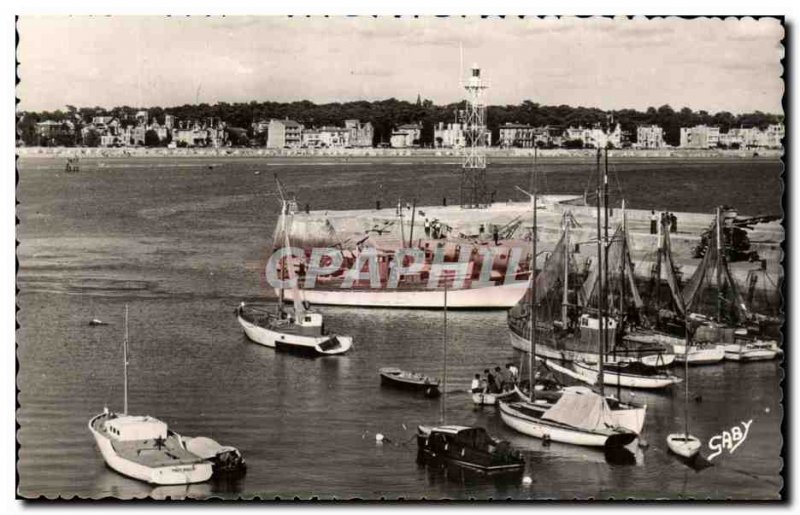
666, 307, 701, 459
379, 367, 440, 397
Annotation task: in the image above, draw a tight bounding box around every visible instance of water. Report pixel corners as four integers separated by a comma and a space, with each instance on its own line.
17, 156, 783, 499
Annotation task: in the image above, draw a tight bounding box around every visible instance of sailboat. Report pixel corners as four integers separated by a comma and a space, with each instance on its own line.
89, 307, 215, 485
500, 147, 640, 447
666, 315, 702, 458
417, 284, 525, 471
237, 179, 353, 357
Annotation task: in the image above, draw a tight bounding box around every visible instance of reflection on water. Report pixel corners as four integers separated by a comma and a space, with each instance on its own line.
16, 157, 783, 500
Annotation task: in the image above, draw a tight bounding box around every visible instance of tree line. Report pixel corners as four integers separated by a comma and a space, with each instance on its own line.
17, 99, 783, 148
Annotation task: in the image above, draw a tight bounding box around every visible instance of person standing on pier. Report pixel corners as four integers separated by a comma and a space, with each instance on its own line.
650, 210, 658, 235
479, 223, 485, 238
670, 212, 678, 233
493, 225, 499, 245
424, 218, 431, 237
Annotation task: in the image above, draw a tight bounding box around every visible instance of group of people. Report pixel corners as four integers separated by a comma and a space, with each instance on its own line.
470, 363, 519, 394
649, 210, 679, 235
477, 223, 501, 245
423, 218, 447, 239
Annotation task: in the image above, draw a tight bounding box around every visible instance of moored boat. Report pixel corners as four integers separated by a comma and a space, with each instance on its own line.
416, 425, 525, 471
666, 433, 702, 459
379, 367, 440, 397
499, 389, 637, 448
570, 360, 682, 390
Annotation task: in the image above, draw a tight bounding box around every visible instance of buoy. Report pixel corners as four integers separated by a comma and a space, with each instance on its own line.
522, 476, 533, 485
638, 439, 649, 449
765, 407, 771, 413
375, 433, 384, 442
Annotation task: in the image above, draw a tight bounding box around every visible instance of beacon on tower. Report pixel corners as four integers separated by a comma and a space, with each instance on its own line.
459, 63, 490, 208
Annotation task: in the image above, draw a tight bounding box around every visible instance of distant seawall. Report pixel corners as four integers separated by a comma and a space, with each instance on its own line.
16, 146, 783, 160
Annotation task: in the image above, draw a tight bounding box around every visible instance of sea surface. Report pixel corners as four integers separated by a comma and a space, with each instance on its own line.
16, 155, 784, 500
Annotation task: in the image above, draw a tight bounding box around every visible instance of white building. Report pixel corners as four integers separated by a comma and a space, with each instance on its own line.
680, 125, 721, 149
390, 123, 421, 148
434, 122, 465, 148
267, 119, 303, 148
636, 125, 666, 148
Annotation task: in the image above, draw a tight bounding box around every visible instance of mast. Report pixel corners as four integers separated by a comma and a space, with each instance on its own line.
441, 282, 448, 425
408, 198, 417, 247
123, 304, 129, 416
715, 206, 723, 322
595, 148, 605, 395
561, 214, 570, 328
618, 199, 626, 399
603, 147, 611, 387
529, 147, 538, 403
279, 201, 286, 309
398, 199, 406, 248
683, 316, 691, 437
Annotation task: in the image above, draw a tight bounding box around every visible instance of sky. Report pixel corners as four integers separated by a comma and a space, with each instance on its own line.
16, 16, 785, 114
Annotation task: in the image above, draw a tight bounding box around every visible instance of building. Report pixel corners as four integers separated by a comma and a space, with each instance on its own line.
636, 125, 666, 149
319, 126, 351, 148
164, 114, 175, 130
301, 129, 322, 148
267, 119, 303, 148
344, 119, 374, 147
563, 123, 622, 148
762, 124, 785, 148
35, 120, 75, 146
390, 123, 421, 148
498, 123, 536, 148
434, 122, 465, 148
680, 125, 721, 149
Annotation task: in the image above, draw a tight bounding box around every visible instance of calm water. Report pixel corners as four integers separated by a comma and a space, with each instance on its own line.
17, 156, 783, 500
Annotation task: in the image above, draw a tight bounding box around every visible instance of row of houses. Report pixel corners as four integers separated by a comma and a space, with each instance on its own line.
495, 122, 625, 149
680, 124, 784, 149
259, 119, 375, 149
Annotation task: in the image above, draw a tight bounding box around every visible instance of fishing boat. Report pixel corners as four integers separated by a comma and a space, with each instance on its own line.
236, 178, 353, 357
89, 306, 218, 485
416, 282, 523, 471
416, 425, 524, 471
568, 359, 681, 390
379, 367, 440, 397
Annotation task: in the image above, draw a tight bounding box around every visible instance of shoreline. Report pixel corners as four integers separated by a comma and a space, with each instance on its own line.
16, 146, 783, 161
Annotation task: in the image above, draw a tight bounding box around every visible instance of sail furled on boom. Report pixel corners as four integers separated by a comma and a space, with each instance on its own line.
581, 224, 643, 313
682, 214, 750, 324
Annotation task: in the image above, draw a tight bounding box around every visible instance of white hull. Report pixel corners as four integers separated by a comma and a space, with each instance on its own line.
722, 343, 778, 362
571, 361, 682, 390
666, 433, 701, 459
499, 402, 621, 447
471, 390, 516, 406
672, 343, 725, 365
88, 415, 212, 485
237, 314, 352, 355
279, 281, 528, 309
509, 330, 673, 367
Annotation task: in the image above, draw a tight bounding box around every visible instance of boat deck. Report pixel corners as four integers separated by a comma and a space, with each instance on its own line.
92, 415, 206, 468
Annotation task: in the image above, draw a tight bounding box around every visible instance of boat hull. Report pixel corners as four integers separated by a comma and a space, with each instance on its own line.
666, 433, 701, 459
722, 343, 778, 362
380, 370, 440, 397
672, 343, 725, 365
88, 414, 213, 486
471, 390, 517, 406
237, 314, 352, 355
572, 361, 681, 390
498, 402, 634, 448
509, 330, 673, 367
279, 281, 528, 309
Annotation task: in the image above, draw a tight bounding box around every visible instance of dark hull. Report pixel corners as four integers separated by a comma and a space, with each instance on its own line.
416, 436, 524, 472
275, 341, 323, 357
380, 374, 440, 397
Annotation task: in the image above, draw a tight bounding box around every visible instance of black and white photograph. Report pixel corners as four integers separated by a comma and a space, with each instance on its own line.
13, 13, 788, 501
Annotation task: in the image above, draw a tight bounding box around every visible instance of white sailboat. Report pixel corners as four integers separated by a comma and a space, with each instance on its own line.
88, 306, 215, 485
666, 316, 702, 459
237, 179, 353, 356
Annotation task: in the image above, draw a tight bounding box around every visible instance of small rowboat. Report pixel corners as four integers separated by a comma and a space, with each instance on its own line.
471, 389, 517, 406
666, 433, 701, 459
379, 367, 440, 397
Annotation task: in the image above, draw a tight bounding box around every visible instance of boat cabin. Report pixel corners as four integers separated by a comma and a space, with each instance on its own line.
294, 312, 323, 328
104, 415, 168, 442
579, 313, 618, 345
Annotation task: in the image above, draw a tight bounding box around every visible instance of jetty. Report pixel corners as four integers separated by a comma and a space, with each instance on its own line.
283, 197, 783, 309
